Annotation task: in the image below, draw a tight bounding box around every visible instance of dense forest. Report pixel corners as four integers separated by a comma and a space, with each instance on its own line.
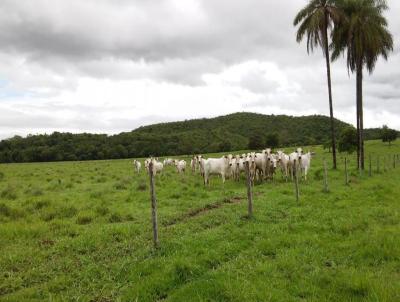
0, 112, 396, 163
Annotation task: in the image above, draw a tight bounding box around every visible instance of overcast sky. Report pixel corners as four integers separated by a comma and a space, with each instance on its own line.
0, 0, 399, 139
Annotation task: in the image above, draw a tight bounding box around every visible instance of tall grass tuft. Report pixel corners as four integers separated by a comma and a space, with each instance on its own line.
1, 184, 18, 200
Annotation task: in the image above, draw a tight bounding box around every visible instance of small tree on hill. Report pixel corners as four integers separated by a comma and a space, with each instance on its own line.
381, 125, 397, 146
338, 127, 357, 154
219, 141, 232, 152
265, 133, 279, 149
248, 134, 264, 150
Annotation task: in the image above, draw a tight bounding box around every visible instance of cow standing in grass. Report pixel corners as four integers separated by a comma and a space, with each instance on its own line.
201, 156, 230, 185
299, 152, 312, 181
133, 160, 141, 174
174, 160, 187, 174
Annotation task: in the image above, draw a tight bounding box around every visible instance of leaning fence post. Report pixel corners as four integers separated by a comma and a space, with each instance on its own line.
345, 157, 349, 185
323, 159, 329, 192
293, 159, 300, 202
369, 155, 372, 177
149, 161, 159, 249
244, 161, 253, 218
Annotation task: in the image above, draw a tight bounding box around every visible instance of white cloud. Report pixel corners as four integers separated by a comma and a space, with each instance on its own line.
0, 0, 399, 139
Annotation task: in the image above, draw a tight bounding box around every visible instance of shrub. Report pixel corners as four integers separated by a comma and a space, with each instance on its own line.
338, 127, 357, 154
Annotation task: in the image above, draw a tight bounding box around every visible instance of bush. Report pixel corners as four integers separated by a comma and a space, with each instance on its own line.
338, 127, 357, 154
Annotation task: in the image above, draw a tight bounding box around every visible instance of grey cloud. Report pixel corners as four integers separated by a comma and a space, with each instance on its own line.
0, 0, 399, 139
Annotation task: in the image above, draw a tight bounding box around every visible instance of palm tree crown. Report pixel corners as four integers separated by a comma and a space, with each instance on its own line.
294, 0, 342, 54
331, 0, 393, 73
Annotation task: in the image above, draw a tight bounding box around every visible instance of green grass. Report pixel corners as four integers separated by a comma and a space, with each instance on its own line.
0, 140, 399, 301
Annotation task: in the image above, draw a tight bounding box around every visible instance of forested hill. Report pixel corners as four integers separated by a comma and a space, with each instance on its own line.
0, 112, 384, 163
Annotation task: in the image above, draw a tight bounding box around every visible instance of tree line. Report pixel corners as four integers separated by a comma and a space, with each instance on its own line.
0, 113, 396, 163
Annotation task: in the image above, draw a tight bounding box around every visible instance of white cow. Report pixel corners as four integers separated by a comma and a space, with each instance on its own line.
133, 160, 141, 173
148, 158, 164, 175
299, 152, 312, 180
163, 158, 174, 166
255, 152, 268, 181
197, 155, 205, 177
201, 156, 230, 185
246, 153, 257, 183
190, 156, 197, 173
267, 154, 278, 180
175, 160, 187, 173
234, 155, 246, 181
276, 151, 290, 181
289, 152, 301, 180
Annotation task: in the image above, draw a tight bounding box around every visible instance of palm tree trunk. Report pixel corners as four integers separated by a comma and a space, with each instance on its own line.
356, 63, 364, 170
359, 69, 364, 170
324, 12, 337, 169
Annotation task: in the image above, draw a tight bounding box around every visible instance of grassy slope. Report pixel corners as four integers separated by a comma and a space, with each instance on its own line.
0, 140, 399, 301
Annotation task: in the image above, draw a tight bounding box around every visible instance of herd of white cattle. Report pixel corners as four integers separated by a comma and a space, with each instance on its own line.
133, 148, 312, 185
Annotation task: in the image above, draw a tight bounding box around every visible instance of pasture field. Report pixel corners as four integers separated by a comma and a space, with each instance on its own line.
0, 140, 400, 301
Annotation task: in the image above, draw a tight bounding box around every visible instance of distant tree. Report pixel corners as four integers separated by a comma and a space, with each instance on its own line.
323, 139, 332, 153
381, 125, 397, 146
248, 135, 264, 150
338, 127, 357, 154
265, 133, 279, 149
219, 141, 232, 152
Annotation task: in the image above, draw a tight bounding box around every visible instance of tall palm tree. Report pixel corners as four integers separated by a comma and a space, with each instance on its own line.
294, 0, 342, 169
331, 0, 393, 169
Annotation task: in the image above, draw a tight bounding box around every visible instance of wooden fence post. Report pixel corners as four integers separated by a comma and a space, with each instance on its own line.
369, 155, 372, 177
393, 154, 396, 169
149, 161, 159, 249
377, 156, 380, 174
323, 159, 329, 192
293, 159, 300, 202
383, 156, 387, 172
345, 157, 349, 185
245, 161, 253, 218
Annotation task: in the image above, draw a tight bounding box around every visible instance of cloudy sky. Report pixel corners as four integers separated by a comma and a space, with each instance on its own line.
0, 0, 399, 139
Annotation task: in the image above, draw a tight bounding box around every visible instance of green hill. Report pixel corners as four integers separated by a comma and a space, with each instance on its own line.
0, 112, 384, 163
